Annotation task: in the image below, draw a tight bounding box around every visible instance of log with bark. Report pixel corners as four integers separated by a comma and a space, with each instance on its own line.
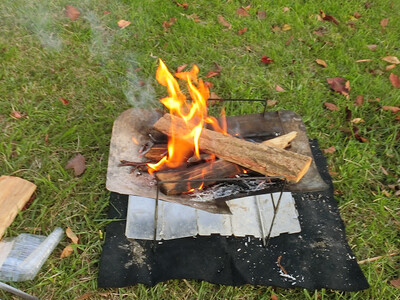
153, 114, 312, 183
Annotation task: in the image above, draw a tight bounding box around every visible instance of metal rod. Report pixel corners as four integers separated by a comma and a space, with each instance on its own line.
0, 281, 39, 300
265, 182, 286, 246
255, 195, 267, 247
152, 182, 160, 251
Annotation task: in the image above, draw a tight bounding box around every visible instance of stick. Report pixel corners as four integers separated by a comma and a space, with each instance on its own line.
358, 253, 397, 265
153, 114, 312, 182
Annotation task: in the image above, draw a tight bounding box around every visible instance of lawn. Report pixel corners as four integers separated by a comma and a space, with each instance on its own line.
0, 0, 399, 299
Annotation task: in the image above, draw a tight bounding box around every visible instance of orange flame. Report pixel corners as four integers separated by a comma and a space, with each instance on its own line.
148, 59, 227, 173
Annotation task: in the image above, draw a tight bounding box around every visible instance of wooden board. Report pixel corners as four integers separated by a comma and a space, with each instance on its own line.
0, 176, 36, 240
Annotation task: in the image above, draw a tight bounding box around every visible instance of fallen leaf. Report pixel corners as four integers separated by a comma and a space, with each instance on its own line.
347, 21, 356, 29
275, 85, 285, 92
267, 100, 278, 107
271, 294, 278, 300
65, 5, 80, 21
313, 27, 327, 36
66, 153, 86, 176
117, 20, 131, 28
272, 25, 281, 32
176, 2, 188, 9
162, 18, 177, 31
380, 18, 389, 28
356, 59, 373, 62
320, 10, 339, 25
244, 5, 251, 10
77, 292, 94, 300
182, 13, 201, 23
354, 11, 362, 19
10, 111, 23, 119
285, 36, 294, 46
176, 64, 187, 73
324, 102, 339, 111
322, 146, 336, 154
351, 118, 364, 124
238, 27, 247, 35
390, 278, 400, 288
209, 92, 221, 106
282, 24, 291, 31
386, 64, 396, 71
367, 44, 377, 51
380, 166, 389, 176
283, 7, 290, 13
353, 126, 368, 143
45, 134, 49, 143
257, 11, 266, 20
236, 7, 250, 17
60, 245, 74, 258
383, 106, 400, 113
261, 56, 274, 64
59, 97, 69, 105
213, 62, 222, 72
345, 106, 352, 121
217, 16, 231, 29
316, 59, 327, 68
104, 11, 111, 15
204, 81, 214, 89
389, 73, 400, 88
354, 95, 364, 106
205, 70, 220, 78
382, 56, 400, 64
326, 77, 350, 98
365, 2, 372, 9
66, 227, 79, 244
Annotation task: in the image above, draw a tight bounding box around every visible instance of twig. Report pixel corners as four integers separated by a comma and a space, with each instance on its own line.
118, 160, 149, 167
358, 252, 397, 265
277, 255, 288, 274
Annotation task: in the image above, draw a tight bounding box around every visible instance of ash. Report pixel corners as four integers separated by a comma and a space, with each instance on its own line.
189, 179, 278, 202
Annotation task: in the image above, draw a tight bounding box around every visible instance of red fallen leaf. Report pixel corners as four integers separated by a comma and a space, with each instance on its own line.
322, 146, 336, 154
104, 11, 111, 15
324, 102, 339, 111
367, 44, 377, 51
380, 18, 389, 28
204, 81, 213, 89
354, 12, 362, 19
389, 73, 400, 88
319, 10, 339, 25
257, 10, 266, 20
354, 95, 364, 106
390, 278, 400, 288
275, 85, 285, 92
236, 7, 250, 17
238, 27, 247, 35
162, 17, 177, 31
205, 70, 220, 78
217, 16, 231, 29
383, 106, 400, 113
176, 2, 188, 9
59, 97, 69, 105
138, 80, 145, 86
176, 64, 187, 73
65, 5, 80, 21
118, 20, 131, 28
66, 153, 86, 176
326, 77, 350, 98
261, 56, 274, 64
271, 294, 278, 300
10, 111, 23, 119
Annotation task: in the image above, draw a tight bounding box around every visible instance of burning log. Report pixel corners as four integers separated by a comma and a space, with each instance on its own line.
153, 114, 312, 183
144, 144, 168, 161
155, 160, 240, 195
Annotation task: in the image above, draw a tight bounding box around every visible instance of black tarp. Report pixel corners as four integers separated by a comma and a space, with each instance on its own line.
98, 140, 369, 291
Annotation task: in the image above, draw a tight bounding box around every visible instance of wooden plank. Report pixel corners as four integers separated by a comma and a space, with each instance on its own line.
0, 176, 36, 240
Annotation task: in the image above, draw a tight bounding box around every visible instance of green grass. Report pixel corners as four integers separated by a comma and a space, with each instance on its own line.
1, 0, 399, 298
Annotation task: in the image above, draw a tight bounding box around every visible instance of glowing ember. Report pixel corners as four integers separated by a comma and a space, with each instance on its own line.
148, 59, 227, 174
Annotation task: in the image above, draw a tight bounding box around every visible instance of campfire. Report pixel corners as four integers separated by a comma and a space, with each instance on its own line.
119, 59, 313, 197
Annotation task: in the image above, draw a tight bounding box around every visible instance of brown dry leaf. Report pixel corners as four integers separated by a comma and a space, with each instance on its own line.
236, 7, 250, 17
283, 7, 290, 13
380, 166, 389, 176
271, 295, 278, 300
267, 100, 278, 107
313, 27, 327, 36
380, 18, 389, 28
356, 59, 373, 62
351, 118, 364, 124
272, 25, 281, 32
66, 227, 79, 244
353, 126, 368, 143
65, 5, 80, 21
205, 70, 220, 78
275, 85, 285, 92
117, 20, 131, 28
324, 102, 339, 111
382, 56, 400, 64
59, 97, 69, 105
326, 77, 350, 98
104, 11, 111, 15
316, 59, 327, 68
367, 44, 377, 51
217, 16, 231, 29
322, 146, 336, 154
66, 153, 86, 176
162, 18, 177, 31
354, 11, 362, 19
10, 111, 23, 119
204, 81, 214, 89
390, 278, 400, 288
182, 13, 201, 23
354, 95, 364, 106
383, 106, 400, 113
257, 10, 266, 20
285, 36, 294, 46
282, 24, 291, 31
238, 27, 247, 35
386, 64, 396, 71
60, 245, 74, 258
208, 92, 221, 106
176, 64, 187, 73
77, 292, 94, 300
176, 2, 188, 9
320, 10, 339, 25
389, 73, 400, 88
